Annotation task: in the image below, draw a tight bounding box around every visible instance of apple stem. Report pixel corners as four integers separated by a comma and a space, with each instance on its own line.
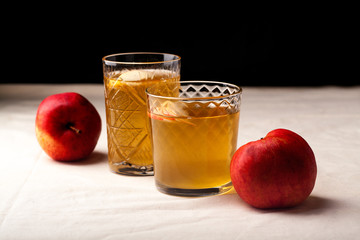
68, 124, 81, 134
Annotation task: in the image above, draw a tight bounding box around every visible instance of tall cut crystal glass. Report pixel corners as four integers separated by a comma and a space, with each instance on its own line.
147, 81, 242, 196
102, 53, 180, 176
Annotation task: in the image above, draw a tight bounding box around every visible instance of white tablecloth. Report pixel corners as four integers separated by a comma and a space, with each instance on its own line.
1, 84, 359, 239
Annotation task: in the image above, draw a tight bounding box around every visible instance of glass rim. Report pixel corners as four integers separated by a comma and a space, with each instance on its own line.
146, 80, 242, 101
102, 52, 181, 65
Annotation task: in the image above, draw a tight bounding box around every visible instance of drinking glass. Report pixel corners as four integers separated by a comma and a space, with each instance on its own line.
146, 81, 242, 196
102, 52, 180, 176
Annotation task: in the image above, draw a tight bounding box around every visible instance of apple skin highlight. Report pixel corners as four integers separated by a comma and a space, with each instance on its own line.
230, 129, 317, 209
35, 92, 101, 161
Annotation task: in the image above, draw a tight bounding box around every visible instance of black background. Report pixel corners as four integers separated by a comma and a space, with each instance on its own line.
3, 7, 357, 87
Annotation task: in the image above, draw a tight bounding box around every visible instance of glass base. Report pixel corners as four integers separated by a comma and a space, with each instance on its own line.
156, 181, 233, 197
110, 162, 154, 176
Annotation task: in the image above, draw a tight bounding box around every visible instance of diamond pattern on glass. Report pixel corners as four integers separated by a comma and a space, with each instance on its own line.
104, 78, 151, 165
148, 82, 241, 118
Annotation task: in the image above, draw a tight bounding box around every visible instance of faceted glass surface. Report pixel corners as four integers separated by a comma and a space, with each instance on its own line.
103, 53, 180, 176
147, 81, 242, 196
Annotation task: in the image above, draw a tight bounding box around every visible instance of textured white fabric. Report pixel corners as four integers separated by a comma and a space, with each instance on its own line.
0, 84, 359, 239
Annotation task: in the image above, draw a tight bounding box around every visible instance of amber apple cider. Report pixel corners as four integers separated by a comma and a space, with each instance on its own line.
150, 106, 239, 190
104, 69, 179, 173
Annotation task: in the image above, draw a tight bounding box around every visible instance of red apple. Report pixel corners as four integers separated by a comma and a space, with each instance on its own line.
35, 92, 101, 161
230, 129, 317, 209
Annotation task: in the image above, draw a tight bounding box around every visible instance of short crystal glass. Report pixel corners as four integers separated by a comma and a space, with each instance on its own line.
102, 52, 180, 176
146, 81, 242, 196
